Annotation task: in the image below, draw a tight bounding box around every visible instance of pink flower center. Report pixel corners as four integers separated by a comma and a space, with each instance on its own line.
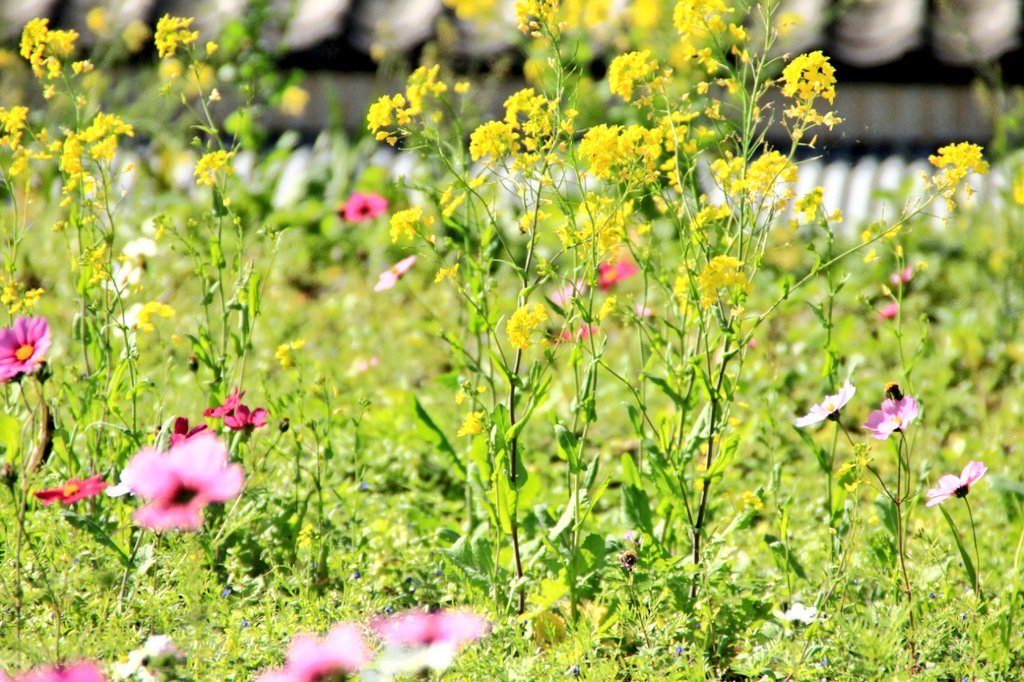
15, 343, 33, 361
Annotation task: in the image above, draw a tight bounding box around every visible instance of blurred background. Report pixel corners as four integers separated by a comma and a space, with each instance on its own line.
2, 0, 1020, 224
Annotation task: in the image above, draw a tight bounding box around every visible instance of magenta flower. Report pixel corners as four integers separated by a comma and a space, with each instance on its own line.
597, 259, 639, 291
204, 388, 245, 419
340, 192, 388, 223
795, 382, 855, 428
34, 475, 108, 506
170, 417, 209, 446
552, 324, 599, 345
223, 404, 268, 432
877, 302, 899, 321
0, 317, 51, 382
890, 266, 914, 286
123, 433, 244, 531
373, 609, 489, 673
374, 255, 417, 292
926, 461, 987, 507
863, 395, 919, 440
256, 623, 371, 682
14, 662, 106, 682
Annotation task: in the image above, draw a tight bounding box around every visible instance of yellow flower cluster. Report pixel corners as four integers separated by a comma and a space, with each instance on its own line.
194, 150, 235, 187
607, 50, 661, 103
435, 263, 460, 283
457, 411, 486, 437
578, 124, 663, 184
443, 0, 498, 20
781, 51, 841, 131
507, 303, 549, 350
469, 121, 519, 165
154, 15, 199, 59
1, 278, 44, 315
275, 339, 306, 369
926, 142, 989, 212
0, 106, 29, 150
20, 18, 79, 80
794, 186, 824, 223
672, 0, 743, 73
711, 151, 798, 209
389, 206, 434, 243
556, 193, 632, 257
469, 88, 560, 173
131, 300, 175, 332
1013, 168, 1024, 207
516, 0, 559, 34
691, 204, 731, 232
367, 65, 452, 145
697, 255, 747, 308
59, 112, 134, 196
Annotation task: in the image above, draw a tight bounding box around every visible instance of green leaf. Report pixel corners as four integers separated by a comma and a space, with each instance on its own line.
0, 414, 20, 462
554, 423, 580, 472
704, 434, 739, 482
642, 372, 684, 406
412, 396, 466, 481
621, 454, 653, 535
794, 426, 830, 474
939, 504, 978, 593
61, 512, 130, 567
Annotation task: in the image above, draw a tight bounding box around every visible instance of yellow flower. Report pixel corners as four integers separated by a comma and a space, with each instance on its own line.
1, 278, 44, 315
194, 150, 235, 187
279, 85, 309, 117
469, 120, 519, 164
122, 20, 151, 53
20, 18, 78, 80
1013, 168, 1024, 206
435, 263, 460, 283
86, 7, 108, 34
275, 339, 306, 369
781, 51, 836, 104
740, 491, 763, 511
598, 296, 616, 320
389, 206, 434, 243
607, 50, 659, 102
507, 303, 549, 350
0, 106, 29, 150
927, 142, 989, 212
155, 15, 199, 58
795, 186, 824, 223
515, 0, 558, 33
457, 411, 486, 437
697, 255, 747, 308
130, 301, 175, 332
557, 193, 632, 258
443, 0, 497, 20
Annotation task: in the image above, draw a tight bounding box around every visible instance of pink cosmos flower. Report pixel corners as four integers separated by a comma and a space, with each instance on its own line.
795, 382, 855, 428
340, 192, 388, 223
863, 395, 919, 440
551, 280, 586, 307
170, 417, 209, 446
204, 388, 245, 419
374, 256, 417, 292
14, 662, 106, 682
597, 260, 639, 291
256, 623, 371, 682
0, 317, 51, 382
890, 266, 914, 286
223, 404, 268, 432
877, 302, 899, 321
925, 461, 987, 507
34, 475, 108, 506
124, 433, 244, 531
373, 610, 490, 673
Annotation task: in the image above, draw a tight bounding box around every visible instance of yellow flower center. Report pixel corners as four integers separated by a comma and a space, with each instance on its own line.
15, 343, 33, 361
62, 483, 79, 496
823, 401, 836, 412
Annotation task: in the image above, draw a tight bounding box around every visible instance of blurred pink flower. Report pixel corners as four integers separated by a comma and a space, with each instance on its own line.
551, 280, 586, 307
597, 260, 639, 291
170, 417, 208, 446
340, 192, 388, 222
795, 382, 855, 428
350, 356, 380, 374
863, 395, 919, 440
877, 302, 899, 321
553, 324, 598, 345
0, 317, 51, 382
34, 475, 108, 506
635, 305, 654, 318
256, 623, 371, 682
375, 256, 417, 292
926, 461, 987, 507
890, 266, 914, 286
223, 404, 268, 432
374, 610, 489, 673
14, 662, 106, 682
124, 433, 244, 531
